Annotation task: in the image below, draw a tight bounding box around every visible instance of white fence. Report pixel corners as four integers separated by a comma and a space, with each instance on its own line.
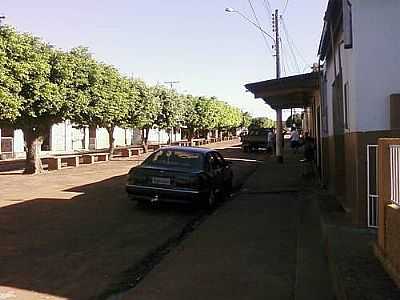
367, 144, 379, 228
390, 145, 400, 205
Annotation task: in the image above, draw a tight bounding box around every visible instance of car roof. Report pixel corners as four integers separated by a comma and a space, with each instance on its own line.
157, 146, 214, 154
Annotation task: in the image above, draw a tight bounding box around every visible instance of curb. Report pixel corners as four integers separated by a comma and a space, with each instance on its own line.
319, 217, 347, 300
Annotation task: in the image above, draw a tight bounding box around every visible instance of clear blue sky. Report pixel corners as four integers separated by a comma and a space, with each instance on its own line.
1, 0, 327, 119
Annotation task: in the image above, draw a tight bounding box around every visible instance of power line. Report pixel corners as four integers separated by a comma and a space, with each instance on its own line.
282, 0, 289, 15
262, 0, 272, 16
280, 16, 309, 69
280, 42, 288, 76
280, 18, 300, 73
247, 0, 274, 57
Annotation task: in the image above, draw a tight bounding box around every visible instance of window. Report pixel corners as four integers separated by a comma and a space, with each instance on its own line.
144, 150, 204, 171
207, 153, 219, 170
212, 152, 225, 168
343, 0, 353, 49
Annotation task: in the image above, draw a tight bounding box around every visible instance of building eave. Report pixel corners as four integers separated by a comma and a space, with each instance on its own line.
245, 72, 320, 110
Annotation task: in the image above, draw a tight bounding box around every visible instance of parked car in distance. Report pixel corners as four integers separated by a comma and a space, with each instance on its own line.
126, 146, 233, 208
241, 128, 270, 152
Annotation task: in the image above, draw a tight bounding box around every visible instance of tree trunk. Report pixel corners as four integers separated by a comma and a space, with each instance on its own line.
142, 128, 149, 153
23, 128, 44, 174
107, 126, 115, 158
167, 128, 172, 145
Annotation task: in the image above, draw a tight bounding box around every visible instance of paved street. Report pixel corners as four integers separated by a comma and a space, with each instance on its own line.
0, 141, 334, 300
0, 141, 263, 300
111, 147, 334, 300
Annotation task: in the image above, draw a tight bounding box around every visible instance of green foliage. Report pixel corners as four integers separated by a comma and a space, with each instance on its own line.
241, 112, 252, 128
286, 113, 302, 129
0, 26, 65, 130
85, 63, 130, 129
250, 117, 275, 129
154, 86, 185, 130
127, 80, 161, 130
0, 25, 248, 166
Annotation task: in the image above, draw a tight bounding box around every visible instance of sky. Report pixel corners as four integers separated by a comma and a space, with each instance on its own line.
1, 0, 327, 119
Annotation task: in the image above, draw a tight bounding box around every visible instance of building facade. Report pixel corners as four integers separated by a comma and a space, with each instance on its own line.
0, 122, 182, 159
318, 0, 400, 225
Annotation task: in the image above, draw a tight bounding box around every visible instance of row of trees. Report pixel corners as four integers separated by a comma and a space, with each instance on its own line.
0, 26, 250, 174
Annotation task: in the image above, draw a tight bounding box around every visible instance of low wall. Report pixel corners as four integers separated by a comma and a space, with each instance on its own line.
375, 138, 400, 287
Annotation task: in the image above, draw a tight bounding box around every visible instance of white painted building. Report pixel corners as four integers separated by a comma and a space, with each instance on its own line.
0, 121, 182, 159
318, 0, 400, 225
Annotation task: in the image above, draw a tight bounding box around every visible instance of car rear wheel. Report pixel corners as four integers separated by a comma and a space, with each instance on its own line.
224, 179, 233, 199
204, 189, 216, 209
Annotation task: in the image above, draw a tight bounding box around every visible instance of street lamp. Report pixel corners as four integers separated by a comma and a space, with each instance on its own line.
224, 8, 275, 43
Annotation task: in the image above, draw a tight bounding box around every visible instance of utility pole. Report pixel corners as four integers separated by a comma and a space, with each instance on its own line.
164, 81, 180, 90
273, 9, 283, 163
274, 9, 281, 79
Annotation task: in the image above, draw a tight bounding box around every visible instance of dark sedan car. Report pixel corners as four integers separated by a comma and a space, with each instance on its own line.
126, 146, 233, 208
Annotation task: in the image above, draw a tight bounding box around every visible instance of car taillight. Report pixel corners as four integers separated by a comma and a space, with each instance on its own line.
175, 175, 202, 189
128, 169, 146, 185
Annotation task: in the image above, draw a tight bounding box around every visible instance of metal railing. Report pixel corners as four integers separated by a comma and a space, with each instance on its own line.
390, 145, 400, 205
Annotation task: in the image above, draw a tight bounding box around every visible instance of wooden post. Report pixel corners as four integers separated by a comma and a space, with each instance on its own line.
377, 138, 398, 251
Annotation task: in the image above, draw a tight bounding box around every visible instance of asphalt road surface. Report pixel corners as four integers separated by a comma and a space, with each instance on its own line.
0, 142, 266, 300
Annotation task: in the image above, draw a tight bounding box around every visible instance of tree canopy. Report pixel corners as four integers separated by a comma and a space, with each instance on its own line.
0, 25, 254, 172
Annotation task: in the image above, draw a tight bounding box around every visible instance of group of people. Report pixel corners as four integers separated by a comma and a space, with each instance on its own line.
266, 127, 315, 162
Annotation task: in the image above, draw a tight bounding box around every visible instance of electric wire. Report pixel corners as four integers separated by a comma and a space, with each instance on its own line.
262, 0, 272, 16
280, 38, 289, 76
280, 18, 300, 73
282, 0, 289, 15
280, 16, 309, 71
247, 0, 274, 56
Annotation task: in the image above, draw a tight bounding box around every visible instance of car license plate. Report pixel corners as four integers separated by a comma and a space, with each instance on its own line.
152, 177, 171, 185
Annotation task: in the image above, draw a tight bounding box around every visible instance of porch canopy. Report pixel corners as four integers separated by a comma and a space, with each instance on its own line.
244, 72, 320, 109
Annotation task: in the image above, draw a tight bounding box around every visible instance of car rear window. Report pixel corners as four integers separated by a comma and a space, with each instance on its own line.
143, 150, 204, 171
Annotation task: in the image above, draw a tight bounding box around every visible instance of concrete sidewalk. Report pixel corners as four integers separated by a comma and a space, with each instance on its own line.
110, 150, 334, 300
314, 189, 400, 300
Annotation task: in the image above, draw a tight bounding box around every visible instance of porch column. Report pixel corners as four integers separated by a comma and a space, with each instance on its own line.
276, 108, 283, 163
303, 107, 309, 133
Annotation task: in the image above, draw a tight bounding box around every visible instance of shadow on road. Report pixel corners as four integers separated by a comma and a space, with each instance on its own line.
0, 143, 266, 299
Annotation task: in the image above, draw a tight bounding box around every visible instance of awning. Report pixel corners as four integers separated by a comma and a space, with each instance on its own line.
244, 72, 320, 110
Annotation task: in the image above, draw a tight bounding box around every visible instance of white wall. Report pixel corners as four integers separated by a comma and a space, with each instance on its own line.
51, 122, 67, 151
13, 130, 24, 153
96, 127, 109, 149
350, 0, 400, 131
324, 54, 336, 137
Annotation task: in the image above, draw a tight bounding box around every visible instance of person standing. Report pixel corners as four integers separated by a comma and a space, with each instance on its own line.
267, 128, 274, 153
289, 127, 300, 153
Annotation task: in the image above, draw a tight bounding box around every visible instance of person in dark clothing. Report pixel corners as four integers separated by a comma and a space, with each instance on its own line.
301, 133, 315, 176
303, 133, 315, 162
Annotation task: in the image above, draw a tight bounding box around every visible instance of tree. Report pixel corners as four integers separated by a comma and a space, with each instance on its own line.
250, 117, 275, 129
286, 113, 302, 129
154, 86, 185, 144
0, 30, 22, 123
84, 63, 131, 156
127, 80, 161, 151
241, 112, 252, 128
0, 26, 71, 174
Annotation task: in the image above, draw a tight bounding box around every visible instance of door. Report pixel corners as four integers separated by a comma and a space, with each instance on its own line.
206, 153, 223, 193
